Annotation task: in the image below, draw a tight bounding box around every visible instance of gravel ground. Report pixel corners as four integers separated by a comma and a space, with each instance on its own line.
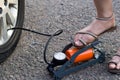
0, 0, 120, 80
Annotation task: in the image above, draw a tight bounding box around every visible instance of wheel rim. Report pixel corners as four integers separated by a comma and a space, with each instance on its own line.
0, 0, 18, 45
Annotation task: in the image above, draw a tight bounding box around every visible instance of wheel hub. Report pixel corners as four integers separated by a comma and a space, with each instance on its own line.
0, 0, 18, 45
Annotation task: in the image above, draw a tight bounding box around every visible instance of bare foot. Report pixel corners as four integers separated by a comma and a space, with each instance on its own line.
74, 15, 115, 47
108, 48, 120, 73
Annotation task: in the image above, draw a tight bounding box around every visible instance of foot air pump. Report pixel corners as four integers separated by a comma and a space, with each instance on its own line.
45, 35, 105, 80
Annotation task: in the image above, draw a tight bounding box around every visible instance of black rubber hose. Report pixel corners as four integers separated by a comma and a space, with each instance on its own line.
8, 28, 63, 64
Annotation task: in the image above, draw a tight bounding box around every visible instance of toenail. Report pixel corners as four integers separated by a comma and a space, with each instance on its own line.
75, 41, 80, 45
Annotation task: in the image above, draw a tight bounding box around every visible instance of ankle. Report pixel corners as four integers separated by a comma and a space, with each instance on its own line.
97, 12, 114, 18
96, 13, 115, 21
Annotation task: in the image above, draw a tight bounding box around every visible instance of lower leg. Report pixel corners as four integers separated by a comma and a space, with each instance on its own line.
94, 0, 113, 18
74, 0, 115, 47
88, 0, 114, 35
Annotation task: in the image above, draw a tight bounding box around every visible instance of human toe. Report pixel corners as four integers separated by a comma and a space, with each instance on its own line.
109, 63, 116, 69
74, 40, 84, 47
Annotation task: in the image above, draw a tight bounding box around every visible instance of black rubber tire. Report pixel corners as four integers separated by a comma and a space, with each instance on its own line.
0, 0, 25, 63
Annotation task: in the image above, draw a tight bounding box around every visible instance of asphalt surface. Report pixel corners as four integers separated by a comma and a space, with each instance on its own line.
0, 0, 120, 80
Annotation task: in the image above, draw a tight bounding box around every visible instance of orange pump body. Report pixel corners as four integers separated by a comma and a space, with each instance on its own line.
65, 48, 94, 63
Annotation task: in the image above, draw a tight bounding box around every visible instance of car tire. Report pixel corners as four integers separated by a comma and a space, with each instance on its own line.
0, 0, 24, 63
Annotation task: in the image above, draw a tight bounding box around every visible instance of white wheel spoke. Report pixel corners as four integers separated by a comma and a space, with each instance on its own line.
0, 18, 2, 35
1, 15, 8, 41
6, 8, 15, 25
9, 0, 17, 5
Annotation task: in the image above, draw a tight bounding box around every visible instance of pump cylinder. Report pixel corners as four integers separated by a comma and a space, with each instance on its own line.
65, 48, 94, 63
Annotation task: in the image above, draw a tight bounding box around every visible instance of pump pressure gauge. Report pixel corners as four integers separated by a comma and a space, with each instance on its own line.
52, 52, 67, 66
54, 52, 66, 60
